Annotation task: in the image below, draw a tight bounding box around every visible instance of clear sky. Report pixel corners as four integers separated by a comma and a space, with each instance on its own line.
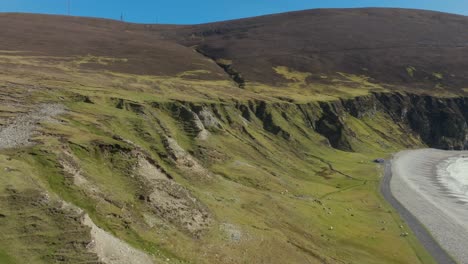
1, 0, 467, 24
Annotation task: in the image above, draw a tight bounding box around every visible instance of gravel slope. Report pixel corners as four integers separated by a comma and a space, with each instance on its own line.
0, 104, 65, 149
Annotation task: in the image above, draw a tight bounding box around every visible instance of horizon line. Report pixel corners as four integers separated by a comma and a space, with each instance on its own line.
0, 6, 466, 25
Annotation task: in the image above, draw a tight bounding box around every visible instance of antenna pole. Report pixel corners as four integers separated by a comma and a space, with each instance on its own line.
67, 0, 70, 15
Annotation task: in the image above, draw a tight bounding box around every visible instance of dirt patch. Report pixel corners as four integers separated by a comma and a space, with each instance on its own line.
56, 201, 155, 264
136, 154, 212, 236
220, 223, 244, 243
147, 179, 212, 236
138, 156, 169, 181
163, 136, 212, 179
82, 214, 155, 264
0, 103, 65, 149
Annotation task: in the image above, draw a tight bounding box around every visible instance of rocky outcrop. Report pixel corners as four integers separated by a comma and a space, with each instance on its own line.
231, 93, 467, 151
375, 94, 468, 150
262, 93, 465, 150
315, 102, 353, 151
338, 93, 468, 150
309, 93, 468, 150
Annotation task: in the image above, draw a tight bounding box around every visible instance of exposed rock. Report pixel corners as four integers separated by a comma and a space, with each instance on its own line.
171, 104, 214, 140
315, 102, 353, 151
375, 94, 468, 149
299, 93, 468, 150
196, 107, 223, 130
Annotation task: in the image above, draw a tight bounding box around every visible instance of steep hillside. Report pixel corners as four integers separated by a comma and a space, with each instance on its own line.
169, 8, 468, 94
0, 8, 466, 264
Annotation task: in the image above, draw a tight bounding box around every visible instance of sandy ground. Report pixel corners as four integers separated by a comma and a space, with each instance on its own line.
390, 149, 468, 263
381, 161, 455, 264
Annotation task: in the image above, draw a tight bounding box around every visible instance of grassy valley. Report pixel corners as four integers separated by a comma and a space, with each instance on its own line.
0, 51, 434, 264
1, 8, 468, 263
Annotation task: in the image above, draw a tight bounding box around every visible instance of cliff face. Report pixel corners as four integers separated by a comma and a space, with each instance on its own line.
187, 93, 468, 152
339, 93, 468, 150
334, 93, 468, 150
106, 93, 468, 168
124, 93, 468, 158
375, 94, 468, 149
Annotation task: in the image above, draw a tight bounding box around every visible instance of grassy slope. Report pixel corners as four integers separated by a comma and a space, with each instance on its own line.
0, 53, 436, 263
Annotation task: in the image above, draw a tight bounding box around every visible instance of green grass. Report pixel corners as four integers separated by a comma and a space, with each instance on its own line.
406, 66, 416, 78
0, 249, 16, 264
274, 66, 311, 84
432, 72, 444, 80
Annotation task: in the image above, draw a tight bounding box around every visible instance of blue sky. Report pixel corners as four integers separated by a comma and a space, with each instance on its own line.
1, 0, 466, 24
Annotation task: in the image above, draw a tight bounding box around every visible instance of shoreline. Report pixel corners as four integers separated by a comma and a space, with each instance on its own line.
380, 149, 468, 264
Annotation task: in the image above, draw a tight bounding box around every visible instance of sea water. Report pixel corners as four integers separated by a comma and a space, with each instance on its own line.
438, 156, 468, 197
